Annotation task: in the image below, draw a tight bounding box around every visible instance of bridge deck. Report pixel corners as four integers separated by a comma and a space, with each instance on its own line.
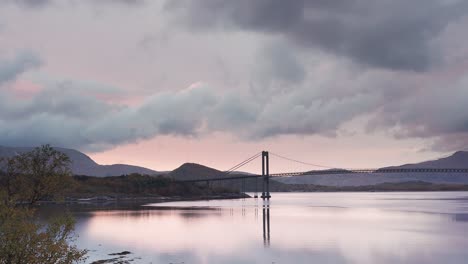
271, 168, 468, 177
175, 168, 468, 183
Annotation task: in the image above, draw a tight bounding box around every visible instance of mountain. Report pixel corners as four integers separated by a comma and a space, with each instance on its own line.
276, 151, 468, 187
0, 146, 159, 177
383, 151, 468, 169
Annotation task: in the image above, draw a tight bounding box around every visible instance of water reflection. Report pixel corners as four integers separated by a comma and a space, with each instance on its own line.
262, 202, 270, 247
452, 213, 468, 222
71, 192, 468, 264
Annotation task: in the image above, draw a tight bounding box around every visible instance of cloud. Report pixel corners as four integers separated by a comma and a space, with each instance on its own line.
1, 51, 468, 152
165, 0, 468, 71
0, 79, 219, 151
10, 0, 51, 8
0, 52, 42, 85
366, 71, 468, 150
255, 42, 306, 86
3, 0, 468, 158
2, 0, 145, 8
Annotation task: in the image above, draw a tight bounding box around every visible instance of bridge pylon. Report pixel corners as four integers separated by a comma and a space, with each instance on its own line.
261, 151, 271, 200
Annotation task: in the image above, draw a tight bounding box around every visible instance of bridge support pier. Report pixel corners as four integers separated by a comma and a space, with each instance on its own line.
261, 151, 271, 200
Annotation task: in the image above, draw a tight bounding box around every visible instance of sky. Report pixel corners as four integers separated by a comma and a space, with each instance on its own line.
1, 0, 468, 173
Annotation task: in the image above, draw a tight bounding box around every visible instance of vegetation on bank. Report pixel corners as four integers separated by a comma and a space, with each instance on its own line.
68, 174, 240, 199
0, 145, 86, 264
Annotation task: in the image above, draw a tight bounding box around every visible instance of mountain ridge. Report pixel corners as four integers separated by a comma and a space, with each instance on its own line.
0, 146, 160, 177
382, 151, 468, 169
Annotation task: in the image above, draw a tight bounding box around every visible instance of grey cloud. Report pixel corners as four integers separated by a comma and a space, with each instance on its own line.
366, 76, 468, 151
0, 80, 219, 151
103, 0, 145, 5
0, 52, 222, 151
255, 42, 306, 85
207, 93, 259, 134
245, 46, 468, 152
165, 0, 468, 71
3, 0, 144, 8
1, 87, 112, 122
0, 54, 288, 150
252, 91, 379, 138
2, 62, 468, 153
0, 52, 41, 85
1, 46, 468, 153
11, 0, 51, 8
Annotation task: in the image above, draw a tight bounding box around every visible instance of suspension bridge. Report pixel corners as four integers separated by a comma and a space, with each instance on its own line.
175, 151, 468, 199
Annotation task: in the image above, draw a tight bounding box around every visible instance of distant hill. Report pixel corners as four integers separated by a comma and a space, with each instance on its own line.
169, 163, 255, 179
170, 163, 223, 180
170, 162, 288, 191
382, 151, 468, 169
276, 151, 468, 187
0, 146, 159, 177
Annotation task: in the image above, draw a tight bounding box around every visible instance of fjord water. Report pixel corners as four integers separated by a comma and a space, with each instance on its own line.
75, 192, 468, 263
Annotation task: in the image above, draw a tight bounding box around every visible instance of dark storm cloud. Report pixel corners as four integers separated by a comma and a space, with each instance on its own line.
166, 0, 468, 71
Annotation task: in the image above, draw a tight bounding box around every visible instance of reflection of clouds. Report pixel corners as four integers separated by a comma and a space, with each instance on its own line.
265, 208, 440, 262
452, 213, 468, 222
152, 247, 349, 264
78, 193, 468, 264
84, 209, 258, 255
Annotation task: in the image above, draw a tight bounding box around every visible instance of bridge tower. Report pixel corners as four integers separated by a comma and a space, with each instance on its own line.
261, 151, 271, 199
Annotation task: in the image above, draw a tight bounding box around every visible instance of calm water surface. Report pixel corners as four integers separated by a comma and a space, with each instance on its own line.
74, 192, 468, 263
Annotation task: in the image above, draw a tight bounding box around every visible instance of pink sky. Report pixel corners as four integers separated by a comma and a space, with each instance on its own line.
89, 133, 438, 174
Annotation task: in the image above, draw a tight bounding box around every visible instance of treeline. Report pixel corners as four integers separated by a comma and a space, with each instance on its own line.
68, 174, 239, 199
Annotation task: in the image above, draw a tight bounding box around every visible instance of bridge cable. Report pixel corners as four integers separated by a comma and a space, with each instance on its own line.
223, 152, 262, 174
269, 152, 344, 170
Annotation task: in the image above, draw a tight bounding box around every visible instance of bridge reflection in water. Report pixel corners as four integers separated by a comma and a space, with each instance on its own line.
262, 202, 271, 247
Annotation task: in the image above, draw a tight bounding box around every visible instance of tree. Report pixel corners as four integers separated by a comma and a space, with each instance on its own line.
0, 156, 22, 206
0, 145, 74, 205
0, 145, 86, 264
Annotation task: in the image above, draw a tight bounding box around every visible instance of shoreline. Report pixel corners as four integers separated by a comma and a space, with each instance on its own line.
35, 189, 468, 213
37, 193, 250, 211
